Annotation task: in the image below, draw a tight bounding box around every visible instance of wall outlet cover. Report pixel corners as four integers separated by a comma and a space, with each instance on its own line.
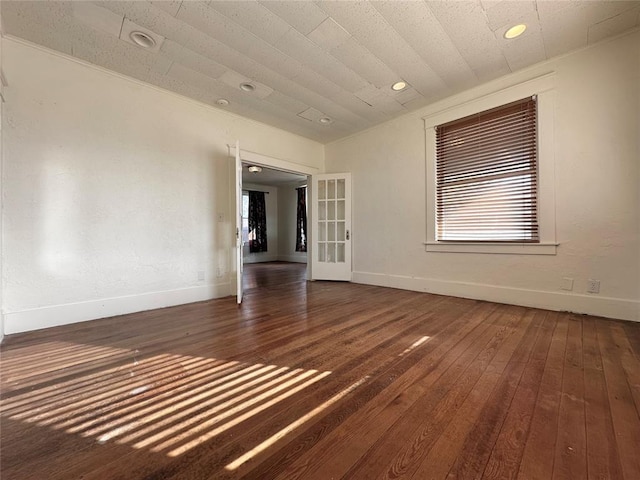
587, 279, 600, 294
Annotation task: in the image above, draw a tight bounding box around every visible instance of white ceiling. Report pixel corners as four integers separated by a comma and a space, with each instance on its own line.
242, 164, 307, 186
2, 1, 639, 143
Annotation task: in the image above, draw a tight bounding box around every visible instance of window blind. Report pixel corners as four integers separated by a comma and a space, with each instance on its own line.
435, 97, 538, 242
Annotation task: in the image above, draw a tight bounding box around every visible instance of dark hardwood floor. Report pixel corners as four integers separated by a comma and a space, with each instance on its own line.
1, 261, 639, 479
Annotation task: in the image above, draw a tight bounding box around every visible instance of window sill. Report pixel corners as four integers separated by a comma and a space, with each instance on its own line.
424, 242, 557, 255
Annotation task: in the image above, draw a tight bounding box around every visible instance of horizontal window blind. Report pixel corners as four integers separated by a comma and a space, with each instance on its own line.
435, 97, 539, 242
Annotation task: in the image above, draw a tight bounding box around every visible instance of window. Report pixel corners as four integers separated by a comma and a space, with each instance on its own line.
435, 97, 538, 242
248, 190, 268, 253
242, 192, 249, 244
424, 74, 557, 255
295, 186, 307, 252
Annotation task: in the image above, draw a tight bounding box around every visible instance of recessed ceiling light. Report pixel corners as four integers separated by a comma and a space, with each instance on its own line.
216, 98, 229, 106
504, 24, 527, 39
319, 117, 333, 124
391, 81, 407, 92
240, 83, 256, 92
248, 165, 262, 173
129, 31, 156, 49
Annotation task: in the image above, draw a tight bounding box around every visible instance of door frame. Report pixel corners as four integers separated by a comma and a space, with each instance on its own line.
229, 146, 320, 281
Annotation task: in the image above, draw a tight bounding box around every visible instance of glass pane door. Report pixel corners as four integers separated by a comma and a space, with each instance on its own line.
311, 174, 351, 281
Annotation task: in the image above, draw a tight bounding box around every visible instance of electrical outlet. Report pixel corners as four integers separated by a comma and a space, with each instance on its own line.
216, 267, 223, 278
587, 279, 600, 294
561, 277, 574, 291
197, 270, 205, 281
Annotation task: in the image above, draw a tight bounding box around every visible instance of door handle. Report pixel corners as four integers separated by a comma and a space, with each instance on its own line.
346, 229, 350, 240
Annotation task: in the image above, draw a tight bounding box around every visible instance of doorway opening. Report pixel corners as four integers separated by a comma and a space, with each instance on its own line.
231, 145, 319, 304
240, 163, 310, 295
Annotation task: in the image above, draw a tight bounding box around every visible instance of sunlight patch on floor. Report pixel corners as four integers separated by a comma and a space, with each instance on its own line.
0, 348, 331, 458
225, 375, 369, 471
0, 341, 134, 392
399, 336, 431, 356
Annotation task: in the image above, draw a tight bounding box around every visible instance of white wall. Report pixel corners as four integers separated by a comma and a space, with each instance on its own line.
242, 183, 278, 264
2, 38, 323, 334
325, 31, 640, 322
278, 183, 308, 263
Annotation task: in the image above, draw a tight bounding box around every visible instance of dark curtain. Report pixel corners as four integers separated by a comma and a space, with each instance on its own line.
248, 190, 268, 253
295, 186, 307, 252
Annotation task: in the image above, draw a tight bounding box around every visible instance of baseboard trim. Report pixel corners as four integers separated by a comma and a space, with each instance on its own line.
352, 271, 639, 322
4, 283, 232, 335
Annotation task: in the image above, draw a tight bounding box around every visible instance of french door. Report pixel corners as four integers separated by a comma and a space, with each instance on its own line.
234, 141, 243, 304
311, 173, 352, 281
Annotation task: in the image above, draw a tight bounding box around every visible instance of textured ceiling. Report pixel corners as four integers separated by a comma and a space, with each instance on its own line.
242, 164, 307, 186
2, 1, 639, 143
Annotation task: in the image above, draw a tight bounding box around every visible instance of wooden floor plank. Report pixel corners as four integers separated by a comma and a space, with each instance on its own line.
582, 317, 623, 480
516, 317, 568, 480
1, 262, 639, 480
480, 311, 556, 480
597, 319, 640, 479
438, 309, 545, 480
609, 322, 640, 415
552, 316, 587, 480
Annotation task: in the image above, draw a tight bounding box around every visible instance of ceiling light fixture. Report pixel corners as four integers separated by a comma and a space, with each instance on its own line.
391, 81, 407, 92
504, 24, 527, 39
216, 98, 229, 106
240, 83, 256, 92
129, 31, 156, 49
248, 165, 262, 173
319, 117, 333, 124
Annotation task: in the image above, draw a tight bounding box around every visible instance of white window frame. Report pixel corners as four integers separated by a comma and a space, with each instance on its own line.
424, 73, 557, 255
